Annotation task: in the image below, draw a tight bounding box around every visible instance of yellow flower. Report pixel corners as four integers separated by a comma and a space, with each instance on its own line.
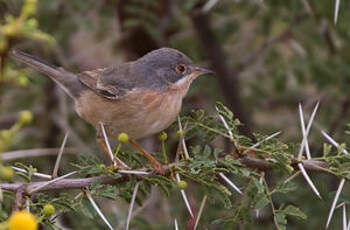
8, 211, 38, 230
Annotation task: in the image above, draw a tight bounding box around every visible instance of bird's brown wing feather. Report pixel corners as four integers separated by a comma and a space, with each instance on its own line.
78, 64, 136, 100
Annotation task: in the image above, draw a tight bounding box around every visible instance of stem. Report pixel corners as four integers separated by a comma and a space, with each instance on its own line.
114, 143, 122, 159
161, 140, 168, 164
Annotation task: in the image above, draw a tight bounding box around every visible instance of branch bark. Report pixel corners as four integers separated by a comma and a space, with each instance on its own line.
0, 157, 328, 194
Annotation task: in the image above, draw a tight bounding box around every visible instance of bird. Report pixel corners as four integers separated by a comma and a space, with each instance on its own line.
10, 47, 213, 173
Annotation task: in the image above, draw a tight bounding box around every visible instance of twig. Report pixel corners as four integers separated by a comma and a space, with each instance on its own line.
13, 185, 26, 212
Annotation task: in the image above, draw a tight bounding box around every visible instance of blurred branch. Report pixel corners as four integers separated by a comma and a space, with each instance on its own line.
236, 14, 308, 73
0, 157, 328, 194
1, 147, 79, 162
190, 8, 255, 141
328, 98, 350, 137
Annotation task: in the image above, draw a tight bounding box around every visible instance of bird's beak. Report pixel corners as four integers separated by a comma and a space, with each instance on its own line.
194, 66, 215, 75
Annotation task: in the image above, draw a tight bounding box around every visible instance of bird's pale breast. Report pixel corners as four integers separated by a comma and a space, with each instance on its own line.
75, 81, 190, 139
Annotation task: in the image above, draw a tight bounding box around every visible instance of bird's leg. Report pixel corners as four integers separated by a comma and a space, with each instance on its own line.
129, 139, 164, 174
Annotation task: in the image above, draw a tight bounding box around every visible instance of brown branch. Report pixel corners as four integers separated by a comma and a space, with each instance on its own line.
190, 9, 255, 141
0, 157, 328, 194
13, 184, 26, 212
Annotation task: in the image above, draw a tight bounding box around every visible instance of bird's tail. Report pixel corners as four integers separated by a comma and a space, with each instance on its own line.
9, 49, 84, 99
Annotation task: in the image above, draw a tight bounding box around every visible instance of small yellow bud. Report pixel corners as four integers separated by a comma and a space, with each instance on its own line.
118, 133, 129, 144
3, 25, 20, 37
19, 110, 33, 125
177, 180, 187, 190
99, 164, 106, 170
17, 75, 29, 87
158, 132, 167, 141
176, 130, 183, 138
26, 19, 38, 28
286, 165, 294, 173
43, 204, 55, 217
0, 130, 12, 140
22, 4, 36, 18
0, 166, 14, 181
8, 211, 38, 230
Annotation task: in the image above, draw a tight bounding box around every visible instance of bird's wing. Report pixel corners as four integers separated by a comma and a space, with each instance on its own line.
78, 63, 137, 100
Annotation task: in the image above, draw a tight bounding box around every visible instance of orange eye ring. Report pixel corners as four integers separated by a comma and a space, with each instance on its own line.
175, 64, 186, 74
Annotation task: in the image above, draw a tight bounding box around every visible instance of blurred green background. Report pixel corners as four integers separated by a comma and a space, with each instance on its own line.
1, 0, 350, 229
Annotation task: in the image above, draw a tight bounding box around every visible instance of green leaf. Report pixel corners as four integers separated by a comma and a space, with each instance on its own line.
282, 205, 307, 220
255, 195, 270, 210
274, 212, 287, 230
272, 182, 297, 194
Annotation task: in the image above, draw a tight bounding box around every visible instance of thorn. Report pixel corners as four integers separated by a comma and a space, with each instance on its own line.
298, 163, 321, 199
242, 131, 281, 154
85, 190, 114, 230
28, 171, 77, 194
298, 104, 311, 160
118, 170, 150, 175
12, 166, 52, 180
334, 0, 340, 24
219, 172, 243, 195
176, 173, 194, 217
326, 178, 346, 229
52, 132, 69, 178
194, 195, 208, 230
321, 130, 349, 155
216, 107, 239, 149
99, 122, 129, 168
283, 171, 301, 184
202, 0, 220, 13
177, 117, 189, 159
174, 218, 179, 230
297, 102, 319, 160
126, 182, 140, 230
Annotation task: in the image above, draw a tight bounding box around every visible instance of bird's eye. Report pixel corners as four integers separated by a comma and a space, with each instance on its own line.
175, 64, 187, 74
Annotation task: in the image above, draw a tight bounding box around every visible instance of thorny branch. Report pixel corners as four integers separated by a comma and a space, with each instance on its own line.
0, 157, 328, 194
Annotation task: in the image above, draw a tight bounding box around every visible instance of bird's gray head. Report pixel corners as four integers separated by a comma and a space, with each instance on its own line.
134, 47, 213, 90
